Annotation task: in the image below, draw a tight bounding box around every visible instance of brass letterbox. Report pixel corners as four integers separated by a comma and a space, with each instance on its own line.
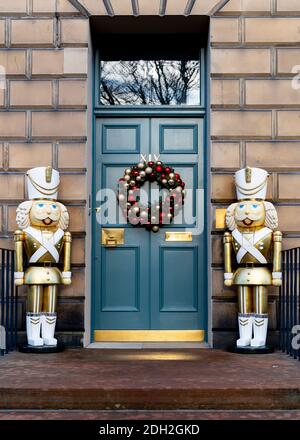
102, 229, 124, 247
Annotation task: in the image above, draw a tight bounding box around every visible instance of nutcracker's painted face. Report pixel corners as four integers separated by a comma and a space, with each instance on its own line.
29, 200, 61, 227
234, 200, 265, 229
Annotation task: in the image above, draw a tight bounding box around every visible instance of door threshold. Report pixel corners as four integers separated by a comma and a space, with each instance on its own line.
87, 342, 209, 349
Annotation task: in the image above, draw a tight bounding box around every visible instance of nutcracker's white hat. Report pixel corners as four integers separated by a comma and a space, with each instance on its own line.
26, 166, 60, 200
235, 166, 269, 200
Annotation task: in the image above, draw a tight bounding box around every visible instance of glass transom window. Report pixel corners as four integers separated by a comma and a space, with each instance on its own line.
100, 59, 200, 106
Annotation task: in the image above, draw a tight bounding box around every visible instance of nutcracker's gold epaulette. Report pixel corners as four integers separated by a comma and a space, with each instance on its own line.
273, 231, 282, 242
223, 231, 232, 243
14, 230, 24, 241
64, 231, 72, 242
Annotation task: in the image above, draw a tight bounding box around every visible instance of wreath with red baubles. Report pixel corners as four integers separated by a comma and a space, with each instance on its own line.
118, 159, 185, 232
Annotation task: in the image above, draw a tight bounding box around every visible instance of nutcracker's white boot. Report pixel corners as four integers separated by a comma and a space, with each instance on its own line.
41, 313, 57, 346
26, 313, 43, 346
237, 314, 253, 347
251, 315, 268, 347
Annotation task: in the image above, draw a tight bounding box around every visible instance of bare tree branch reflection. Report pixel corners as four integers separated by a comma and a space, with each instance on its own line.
100, 60, 200, 105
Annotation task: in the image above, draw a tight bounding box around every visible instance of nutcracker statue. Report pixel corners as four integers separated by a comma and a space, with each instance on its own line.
14, 167, 72, 348
224, 167, 282, 349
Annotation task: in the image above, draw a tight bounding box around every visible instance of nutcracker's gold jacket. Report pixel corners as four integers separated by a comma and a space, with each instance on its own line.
14, 228, 71, 284
224, 229, 282, 286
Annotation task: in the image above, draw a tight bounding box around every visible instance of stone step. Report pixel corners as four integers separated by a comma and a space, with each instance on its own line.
0, 349, 299, 411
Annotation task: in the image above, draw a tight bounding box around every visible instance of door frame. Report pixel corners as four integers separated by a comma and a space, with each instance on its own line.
90, 48, 209, 344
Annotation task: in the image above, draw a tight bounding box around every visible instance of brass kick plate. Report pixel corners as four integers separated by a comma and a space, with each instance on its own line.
165, 232, 193, 242
215, 209, 227, 229
94, 330, 205, 342
102, 228, 124, 247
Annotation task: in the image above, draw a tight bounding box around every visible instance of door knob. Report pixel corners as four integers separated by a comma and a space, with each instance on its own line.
95, 207, 101, 213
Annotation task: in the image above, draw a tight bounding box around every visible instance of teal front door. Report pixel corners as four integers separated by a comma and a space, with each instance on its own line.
92, 116, 207, 338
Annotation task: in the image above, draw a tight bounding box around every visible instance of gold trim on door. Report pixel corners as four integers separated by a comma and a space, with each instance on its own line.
165, 232, 193, 242
94, 330, 205, 342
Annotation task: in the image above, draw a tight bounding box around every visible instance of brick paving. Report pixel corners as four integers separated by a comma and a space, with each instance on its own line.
0, 349, 299, 414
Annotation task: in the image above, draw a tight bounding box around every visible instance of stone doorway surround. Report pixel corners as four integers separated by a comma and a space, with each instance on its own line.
68, 0, 231, 17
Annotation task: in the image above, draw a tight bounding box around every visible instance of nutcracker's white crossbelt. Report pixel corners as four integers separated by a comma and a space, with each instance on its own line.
24, 226, 64, 263
232, 228, 271, 264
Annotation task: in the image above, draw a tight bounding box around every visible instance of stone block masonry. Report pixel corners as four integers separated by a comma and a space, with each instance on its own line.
211, 0, 300, 347
0, 0, 87, 345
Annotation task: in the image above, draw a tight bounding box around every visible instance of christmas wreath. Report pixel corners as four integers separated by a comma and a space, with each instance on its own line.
117, 158, 185, 232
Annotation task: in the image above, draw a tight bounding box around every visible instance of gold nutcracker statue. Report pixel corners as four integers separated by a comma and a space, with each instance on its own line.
224, 167, 282, 348
14, 167, 72, 347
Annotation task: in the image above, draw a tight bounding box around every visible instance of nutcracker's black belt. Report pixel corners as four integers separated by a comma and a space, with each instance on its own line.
239, 263, 267, 268
26, 262, 57, 267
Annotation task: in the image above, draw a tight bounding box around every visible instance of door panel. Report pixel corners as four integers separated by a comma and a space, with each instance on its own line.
151, 234, 205, 330
159, 247, 198, 312
95, 229, 150, 329
150, 117, 205, 330
101, 247, 141, 312
103, 125, 140, 153
159, 124, 199, 153
94, 118, 150, 329
93, 116, 206, 335
101, 118, 148, 154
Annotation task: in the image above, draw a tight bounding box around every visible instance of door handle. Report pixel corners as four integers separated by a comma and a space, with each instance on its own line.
89, 206, 101, 216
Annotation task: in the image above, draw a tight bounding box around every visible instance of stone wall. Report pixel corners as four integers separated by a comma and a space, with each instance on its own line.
0, 0, 88, 346
211, 0, 300, 347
